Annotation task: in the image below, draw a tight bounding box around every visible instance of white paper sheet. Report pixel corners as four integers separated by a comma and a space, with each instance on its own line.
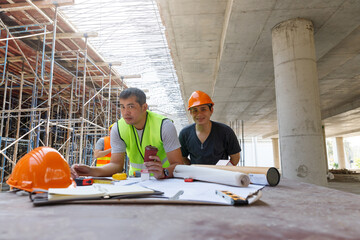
114, 177, 263, 205
114, 177, 142, 186
216, 160, 230, 166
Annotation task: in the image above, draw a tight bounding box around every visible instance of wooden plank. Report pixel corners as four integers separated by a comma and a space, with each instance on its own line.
60, 61, 122, 68
28, 32, 98, 40
0, 56, 24, 63
0, 0, 74, 12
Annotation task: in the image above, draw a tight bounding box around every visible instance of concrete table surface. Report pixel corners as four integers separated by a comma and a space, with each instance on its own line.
0, 178, 359, 240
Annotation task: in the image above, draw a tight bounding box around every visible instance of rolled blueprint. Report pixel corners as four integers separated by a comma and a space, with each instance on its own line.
192, 165, 281, 186
173, 165, 250, 187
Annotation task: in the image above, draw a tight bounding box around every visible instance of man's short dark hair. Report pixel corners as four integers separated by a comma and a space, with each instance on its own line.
119, 88, 146, 105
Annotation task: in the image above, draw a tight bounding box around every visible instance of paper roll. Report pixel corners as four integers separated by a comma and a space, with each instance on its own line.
192, 165, 281, 186
173, 165, 250, 187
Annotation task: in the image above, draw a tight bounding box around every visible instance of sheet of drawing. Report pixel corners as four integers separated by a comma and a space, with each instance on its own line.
136, 178, 263, 204
113, 177, 142, 186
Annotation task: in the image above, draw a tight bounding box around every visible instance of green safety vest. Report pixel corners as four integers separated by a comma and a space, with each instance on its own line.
117, 110, 170, 176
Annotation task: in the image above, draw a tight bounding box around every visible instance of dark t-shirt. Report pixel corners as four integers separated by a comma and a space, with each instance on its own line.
179, 121, 241, 165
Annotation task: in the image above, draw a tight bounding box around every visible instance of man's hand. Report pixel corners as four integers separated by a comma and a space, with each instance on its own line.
229, 152, 240, 166
182, 157, 191, 165
144, 155, 164, 179
70, 164, 91, 179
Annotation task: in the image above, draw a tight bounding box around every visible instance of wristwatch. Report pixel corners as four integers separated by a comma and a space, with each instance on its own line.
163, 168, 169, 178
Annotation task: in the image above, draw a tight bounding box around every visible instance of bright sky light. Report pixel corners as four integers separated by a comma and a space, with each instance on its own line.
60, 0, 189, 131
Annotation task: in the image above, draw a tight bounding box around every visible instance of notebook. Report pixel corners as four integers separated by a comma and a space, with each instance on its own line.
47, 184, 155, 201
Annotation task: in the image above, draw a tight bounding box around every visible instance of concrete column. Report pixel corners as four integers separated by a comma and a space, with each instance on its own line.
252, 137, 258, 166
322, 125, 329, 173
272, 18, 327, 186
271, 138, 280, 169
336, 137, 346, 169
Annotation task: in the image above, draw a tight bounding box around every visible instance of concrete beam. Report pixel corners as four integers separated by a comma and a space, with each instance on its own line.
212, 0, 233, 96
326, 128, 360, 138
322, 97, 360, 119
262, 130, 279, 139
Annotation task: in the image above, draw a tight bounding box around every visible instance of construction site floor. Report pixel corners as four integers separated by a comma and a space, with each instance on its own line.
327, 173, 360, 195
1, 178, 359, 239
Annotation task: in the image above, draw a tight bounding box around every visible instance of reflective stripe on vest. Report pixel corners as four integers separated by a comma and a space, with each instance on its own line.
118, 110, 170, 176
96, 136, 111, 167
96, 158, 111, 166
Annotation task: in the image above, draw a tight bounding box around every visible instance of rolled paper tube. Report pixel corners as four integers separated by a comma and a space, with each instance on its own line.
173, 165, 250, 187
192, 165, 281, 186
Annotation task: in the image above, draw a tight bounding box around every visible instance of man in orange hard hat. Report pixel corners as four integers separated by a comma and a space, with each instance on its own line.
179, 90, 241, 166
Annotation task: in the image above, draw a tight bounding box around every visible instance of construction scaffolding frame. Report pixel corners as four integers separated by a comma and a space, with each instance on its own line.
0, 1, 126, 190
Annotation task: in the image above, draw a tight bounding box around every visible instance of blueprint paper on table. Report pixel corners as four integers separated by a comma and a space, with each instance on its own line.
115, 177, 263, 205
33, 178, 263, 206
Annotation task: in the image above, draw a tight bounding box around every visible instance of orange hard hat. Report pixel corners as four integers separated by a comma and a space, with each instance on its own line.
188, 90, 214, 110
6, 147, 72, 192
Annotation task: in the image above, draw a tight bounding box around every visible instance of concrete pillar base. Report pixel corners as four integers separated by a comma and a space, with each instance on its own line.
280, 136, 328, 185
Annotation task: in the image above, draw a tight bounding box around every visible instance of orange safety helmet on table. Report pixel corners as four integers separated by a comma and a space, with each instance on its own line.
188, 90, 214, 110
6, 147, 72, 192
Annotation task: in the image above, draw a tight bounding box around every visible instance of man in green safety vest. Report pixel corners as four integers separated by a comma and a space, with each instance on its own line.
71, 88, 183, 179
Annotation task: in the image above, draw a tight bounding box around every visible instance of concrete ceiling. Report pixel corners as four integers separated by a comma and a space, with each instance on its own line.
156, 0, 360, 138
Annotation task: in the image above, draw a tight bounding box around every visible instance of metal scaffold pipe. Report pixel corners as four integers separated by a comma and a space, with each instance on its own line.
107, 64, 112, 128
45, 6, 58, 146
78, 36, 88, 164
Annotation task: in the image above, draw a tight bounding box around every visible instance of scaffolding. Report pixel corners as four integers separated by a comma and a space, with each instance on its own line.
0, 1, 126, 190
